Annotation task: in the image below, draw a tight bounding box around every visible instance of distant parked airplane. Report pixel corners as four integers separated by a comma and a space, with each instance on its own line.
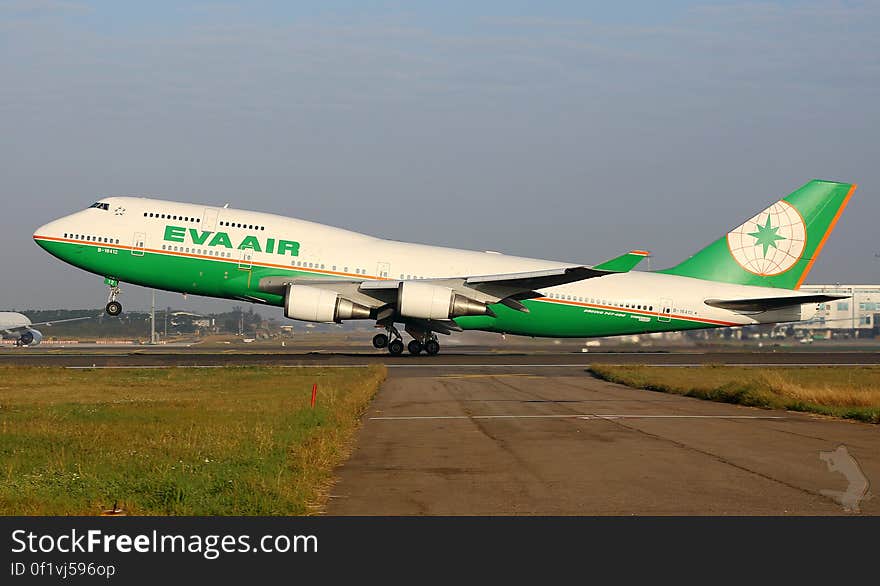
0, 312, 90, 346
32, 180, 854, 355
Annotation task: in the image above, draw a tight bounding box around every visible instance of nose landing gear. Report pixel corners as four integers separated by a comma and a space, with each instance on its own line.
105, 278, 123, 316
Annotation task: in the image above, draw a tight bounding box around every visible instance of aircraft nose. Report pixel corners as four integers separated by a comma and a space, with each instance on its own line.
33, 218, 64, 249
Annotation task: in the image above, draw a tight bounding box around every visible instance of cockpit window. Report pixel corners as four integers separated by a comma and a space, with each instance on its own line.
89, 202, 110, 211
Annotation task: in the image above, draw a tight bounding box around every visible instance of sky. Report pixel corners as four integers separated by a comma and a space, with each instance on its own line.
2, 0, 878, 312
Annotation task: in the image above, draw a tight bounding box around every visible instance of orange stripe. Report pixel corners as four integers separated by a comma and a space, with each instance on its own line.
534, 297, 739, 327
628, 250, 650, 256
794, 183, 857, 289
32, 235, 387, 280
36, 235, 741, 326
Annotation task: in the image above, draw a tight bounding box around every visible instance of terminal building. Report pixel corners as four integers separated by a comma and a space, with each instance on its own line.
684, 284, 880, 342
794, 284, 880, 338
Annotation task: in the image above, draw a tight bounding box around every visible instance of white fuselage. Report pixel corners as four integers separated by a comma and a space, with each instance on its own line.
34, 196, 820, 333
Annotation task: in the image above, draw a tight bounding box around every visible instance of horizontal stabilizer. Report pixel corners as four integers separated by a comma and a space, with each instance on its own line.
594, 250, 650, 272
704, 294, 848, 312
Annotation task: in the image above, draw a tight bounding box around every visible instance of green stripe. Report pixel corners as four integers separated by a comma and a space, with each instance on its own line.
36, 239, 728, 338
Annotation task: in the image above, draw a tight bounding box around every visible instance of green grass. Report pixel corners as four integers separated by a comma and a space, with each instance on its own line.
0, 365, 385, 515
589, 365, 880, 424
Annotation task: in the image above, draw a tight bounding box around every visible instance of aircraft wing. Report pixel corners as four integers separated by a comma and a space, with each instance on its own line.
704, 294, 849, 312
259, 265, 617, 312
594, 250, 650, 272
2, 325, 29, 335
2, 315, 93, 337
26, 316, 94, 328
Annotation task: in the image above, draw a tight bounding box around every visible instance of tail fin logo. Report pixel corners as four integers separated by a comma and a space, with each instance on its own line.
726, 200, 806, 276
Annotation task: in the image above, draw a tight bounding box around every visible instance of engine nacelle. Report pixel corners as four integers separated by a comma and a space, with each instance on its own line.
397, 281, 491, 320
18, 329, 43, 346
284, 285, 371, 323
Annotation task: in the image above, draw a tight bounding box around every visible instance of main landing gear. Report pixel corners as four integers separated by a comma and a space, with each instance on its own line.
373, 332, 406, 356
388, 338, 405, 356
379, 324, 406, 356
405, 337, 440, 355
105, 280, 123, 316
373, 324, 441, 356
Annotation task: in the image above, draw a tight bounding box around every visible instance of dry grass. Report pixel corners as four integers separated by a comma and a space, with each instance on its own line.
0, 365, 385, 515
589, 365, 880, 423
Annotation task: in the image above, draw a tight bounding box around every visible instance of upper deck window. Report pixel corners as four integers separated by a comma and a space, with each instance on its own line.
89, 202, 110, 211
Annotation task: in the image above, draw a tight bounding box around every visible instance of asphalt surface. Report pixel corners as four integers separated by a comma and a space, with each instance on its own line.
1, 348, 879, 367
326, 364, 879, 515
4, 347, 877, 514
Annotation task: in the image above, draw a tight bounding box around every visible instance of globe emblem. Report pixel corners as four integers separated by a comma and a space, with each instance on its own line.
726, 200, 806, 275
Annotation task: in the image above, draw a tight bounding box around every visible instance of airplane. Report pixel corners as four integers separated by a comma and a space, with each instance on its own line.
32, 180, 855, 355
0, 312, 91, 346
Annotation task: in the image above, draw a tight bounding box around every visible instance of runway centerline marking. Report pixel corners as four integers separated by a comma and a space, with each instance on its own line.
369, 414, 786, 421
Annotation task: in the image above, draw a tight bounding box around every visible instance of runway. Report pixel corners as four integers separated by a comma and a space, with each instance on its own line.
326, 364, 879, 515
1, 348, 879, 367
4, 347, 877, 514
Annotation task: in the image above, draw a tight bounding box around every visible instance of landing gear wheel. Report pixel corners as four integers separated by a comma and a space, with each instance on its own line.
424, 339, 440, 355
407, 340, 423, 355
388, 339, 404, 356
372, 333, 389, 349
106, 301, 123, 316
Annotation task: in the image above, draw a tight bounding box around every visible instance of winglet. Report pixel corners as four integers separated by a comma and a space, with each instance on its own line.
594, 250, 650, 272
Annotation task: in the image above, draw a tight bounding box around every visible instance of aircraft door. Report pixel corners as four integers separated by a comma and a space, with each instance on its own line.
132, 232, 146, 257
239, 249, 253, 270
658, 298, 673, 322
202, 208, 219, 231
376, 261, 391, 279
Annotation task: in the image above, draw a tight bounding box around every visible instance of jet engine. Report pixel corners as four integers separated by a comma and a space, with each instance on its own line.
284, 285, 371, 323
397, 281, 492, 320
17, 329, 43, 347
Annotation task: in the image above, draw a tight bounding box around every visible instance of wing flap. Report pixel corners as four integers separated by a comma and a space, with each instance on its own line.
262, 265, 616, 308
465, 265, 612, 292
